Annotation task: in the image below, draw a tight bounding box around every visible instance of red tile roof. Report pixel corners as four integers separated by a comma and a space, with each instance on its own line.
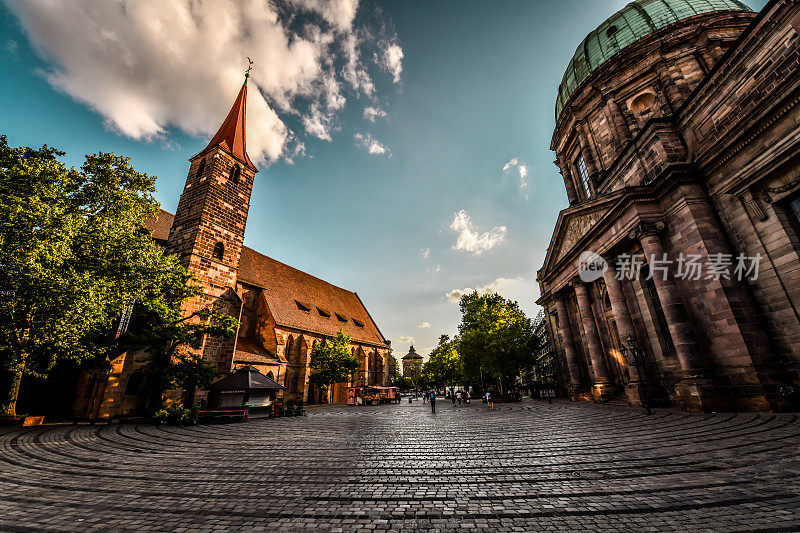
144, 210, 388, 348
193, 82, 256, 171
233, 338, 283, 366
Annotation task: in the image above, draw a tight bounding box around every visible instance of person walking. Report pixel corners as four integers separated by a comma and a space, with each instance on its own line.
430, 391, 436, 414
465, 390, 470, 405
456, 390, 462, 406
486, 391, 494, 411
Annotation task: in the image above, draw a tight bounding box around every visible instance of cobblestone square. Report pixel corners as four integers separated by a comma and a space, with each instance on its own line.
2, 401, 800, 531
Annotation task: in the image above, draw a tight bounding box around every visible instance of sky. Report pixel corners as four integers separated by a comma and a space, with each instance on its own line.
0, 0, 767, 361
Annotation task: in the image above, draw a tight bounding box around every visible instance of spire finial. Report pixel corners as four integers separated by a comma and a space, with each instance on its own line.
244, 57, 253, 84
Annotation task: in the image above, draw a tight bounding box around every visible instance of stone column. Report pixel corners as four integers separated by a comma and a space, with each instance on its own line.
553, 293, 585, 395
659, 67, 682, 113
602, 266, 640, 382
631, 222, 704, 378
606, 97, 631, 145
573, 281, 612, 399
577, 122, 599, 176
555, 158, 579, 205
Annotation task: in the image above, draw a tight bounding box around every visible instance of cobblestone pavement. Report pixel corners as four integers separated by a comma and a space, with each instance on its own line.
2, 400, 800, 532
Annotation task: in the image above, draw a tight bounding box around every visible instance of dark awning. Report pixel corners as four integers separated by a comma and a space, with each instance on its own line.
210, 365, 285, 392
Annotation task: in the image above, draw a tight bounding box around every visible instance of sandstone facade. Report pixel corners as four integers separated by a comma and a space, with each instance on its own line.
537, 0, 800, 412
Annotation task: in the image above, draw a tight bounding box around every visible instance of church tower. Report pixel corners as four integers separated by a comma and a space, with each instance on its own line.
166, 75, 258, 370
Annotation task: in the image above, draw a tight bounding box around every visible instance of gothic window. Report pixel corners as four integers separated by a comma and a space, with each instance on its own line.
212, 242, 224, 261
229, 163, 241, 184
267, 371, 274, 380
116, 301, 135, 338
640, 266, 675, 355
575, 155, 592, 200
286, 336, 294, 359
196, 157, 205, 178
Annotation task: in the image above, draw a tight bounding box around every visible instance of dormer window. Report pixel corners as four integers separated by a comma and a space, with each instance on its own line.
230, 163, 241, 184
212, 241, 224, 261
575, 155, 593, 199
335, 313, 348, 323
295, 301, 311, 313
353, 319, 364, 328
317, 307, 331, 318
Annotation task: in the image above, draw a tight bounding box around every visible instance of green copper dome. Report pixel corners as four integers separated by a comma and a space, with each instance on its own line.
555, 0, 752, 121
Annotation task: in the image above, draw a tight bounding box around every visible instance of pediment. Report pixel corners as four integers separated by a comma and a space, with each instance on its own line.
540, 193, 623, 277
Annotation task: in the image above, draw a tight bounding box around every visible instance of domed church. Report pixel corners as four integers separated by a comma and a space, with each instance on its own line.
537, 0, 800, 412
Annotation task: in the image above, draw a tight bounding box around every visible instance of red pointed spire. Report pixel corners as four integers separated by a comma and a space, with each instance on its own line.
198, 81, 257, 171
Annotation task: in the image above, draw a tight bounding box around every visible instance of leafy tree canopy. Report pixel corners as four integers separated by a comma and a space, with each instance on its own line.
421, 334, 463, 388
457, 292, 538, 395
310, 330, 360, 391
0, 136, 195, 415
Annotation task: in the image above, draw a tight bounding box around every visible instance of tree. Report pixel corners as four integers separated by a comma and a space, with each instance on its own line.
0, 137, 194, 416
457, 292, 538, 396
309, 330, 360, 402
422, 334, 463, 389
121, 264, 238, 410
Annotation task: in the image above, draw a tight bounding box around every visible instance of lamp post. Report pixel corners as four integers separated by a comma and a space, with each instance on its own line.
619, 334, 652, 415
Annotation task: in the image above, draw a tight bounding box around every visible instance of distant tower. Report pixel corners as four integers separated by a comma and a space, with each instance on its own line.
166, 75, 258, 371
402, 346, 424, 380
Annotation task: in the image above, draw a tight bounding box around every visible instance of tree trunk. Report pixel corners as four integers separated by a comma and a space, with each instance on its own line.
182, 382, 196, 409
5, 368, 23, 417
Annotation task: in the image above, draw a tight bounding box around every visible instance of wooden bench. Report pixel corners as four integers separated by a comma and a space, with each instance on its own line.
198, 406, 250, 423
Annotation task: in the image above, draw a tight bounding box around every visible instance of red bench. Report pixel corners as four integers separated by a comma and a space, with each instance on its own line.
198, 405, 250, 422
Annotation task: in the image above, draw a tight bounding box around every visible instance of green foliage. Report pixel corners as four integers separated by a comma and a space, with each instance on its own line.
0, 136, 193, 415
309, 330, 360, 393
394, 375, 414, 391
421, 334, 463, 388
457, 292, 539, 395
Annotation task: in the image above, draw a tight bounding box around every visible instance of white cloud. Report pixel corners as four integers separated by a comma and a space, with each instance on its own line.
354, 132, 390, 155
363, 106, 387, 122
341, 33, 375, 95
7, 0, 397, 165
503, 157, 530, 198
287, 0, 359, 33
417, 322, 431, 328
396, 336, 415, 343
446, 277, 535, 305
420, 247, 430, 259
449, 210, 507, 255
377, 40, 404, 83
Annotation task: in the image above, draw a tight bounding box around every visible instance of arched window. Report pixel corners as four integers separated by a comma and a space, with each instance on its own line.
266, 371, 275, 380
212, 242, 224, 261
196, 158, 206, 178
125, 371, 145, 396
229, 163, 241, 184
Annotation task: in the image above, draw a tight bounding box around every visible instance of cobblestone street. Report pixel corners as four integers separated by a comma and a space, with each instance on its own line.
2, 400, 800, 532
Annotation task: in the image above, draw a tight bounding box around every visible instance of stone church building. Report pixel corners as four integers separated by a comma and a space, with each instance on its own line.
537, 0, 800, 412
74, 78, 391, 418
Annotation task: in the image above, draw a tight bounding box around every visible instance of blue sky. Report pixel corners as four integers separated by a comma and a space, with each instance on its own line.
0, 0, 766, 359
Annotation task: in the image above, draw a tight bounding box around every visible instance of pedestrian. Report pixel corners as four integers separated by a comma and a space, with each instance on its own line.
465, 390, 470, 404
486, 391, 494, 411
456, 390, 462, 406
422, 391, 427, 403
430, 391, 436, 414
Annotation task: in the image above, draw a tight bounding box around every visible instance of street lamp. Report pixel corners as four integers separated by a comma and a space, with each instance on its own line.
619, 334, 652, 415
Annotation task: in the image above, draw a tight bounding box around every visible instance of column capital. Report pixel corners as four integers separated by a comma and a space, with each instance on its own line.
628, 220, 665, 241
